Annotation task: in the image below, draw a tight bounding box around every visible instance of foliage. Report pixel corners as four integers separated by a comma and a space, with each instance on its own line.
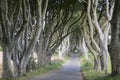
80, 53, 120, 80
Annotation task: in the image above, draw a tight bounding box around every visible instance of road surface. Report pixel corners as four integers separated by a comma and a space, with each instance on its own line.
28, 54, 84, 80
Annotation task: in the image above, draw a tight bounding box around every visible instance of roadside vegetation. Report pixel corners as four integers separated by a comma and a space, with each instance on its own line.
0, 54, 65, 80
17, 60, 62, 80
80, 53, 120, 80
0, 46, 2, 51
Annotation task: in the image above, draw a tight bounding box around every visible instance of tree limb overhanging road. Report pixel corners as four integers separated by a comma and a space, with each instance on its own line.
28, 54, 84, 80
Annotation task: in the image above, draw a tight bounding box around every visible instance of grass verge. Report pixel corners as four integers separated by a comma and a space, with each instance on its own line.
0, 59, 63, 80
17, 60, 63, 80
0, 46, 2, 51
80, 53, 120, 80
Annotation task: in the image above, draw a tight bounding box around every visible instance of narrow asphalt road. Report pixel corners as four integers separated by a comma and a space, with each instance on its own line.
28, 53, 84, 80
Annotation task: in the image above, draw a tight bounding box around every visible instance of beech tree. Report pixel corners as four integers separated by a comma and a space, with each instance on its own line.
86, 0, 114, 72
69, 28, 89, 60
109, 0, 120, 76
0, 0, 49, 78
0, 0, 30, 77
57, 36, 70, 59
35, 0, 80, 67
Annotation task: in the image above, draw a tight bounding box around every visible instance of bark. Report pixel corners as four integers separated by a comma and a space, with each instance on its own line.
27, 0, 47, 74
13, 56, 20, 77
13, 0, 49, 76
43, 51, 52, 66
87, 0, 114, 72
35, 4, 78, 66
35, 29, 50, 67
0, 0, 14, 78
109, 0, 120, 75
79, 38, 89, 60
99, 39, 109, 72
91, 0, 113, 72
2, 46, 13, 78
12, 36, 24, 77
0, 0, 30, 78
36, 31, 46, 67
58, 36, 70, 59
10, 0, 48, 77
87, 0, 100, 53
36, 45, 52, 67
85, 35, 101, 71
82, 14, 101, 71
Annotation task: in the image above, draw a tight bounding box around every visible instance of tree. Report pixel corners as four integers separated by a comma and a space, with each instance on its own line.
35, 0, 81, 67
14, 0, 49, 76
0, 0, 29, 77
86, 0, 114, 72
109, 0, 120, 76
57, 36, 70, 59
69, 28, 89, 60
0, 0, 49, 78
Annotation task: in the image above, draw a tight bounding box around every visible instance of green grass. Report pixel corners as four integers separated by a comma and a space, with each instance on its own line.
0, 46, 2, 51
80, 53, 120, 80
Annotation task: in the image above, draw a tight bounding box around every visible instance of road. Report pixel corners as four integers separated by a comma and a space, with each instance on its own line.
28, 53, 84, 80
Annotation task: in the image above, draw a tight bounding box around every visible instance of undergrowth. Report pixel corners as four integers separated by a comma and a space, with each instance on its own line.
0, 46, 2, 51
80, 53, 120, 80
0, 59, 63, 80
17, 59, 63, 80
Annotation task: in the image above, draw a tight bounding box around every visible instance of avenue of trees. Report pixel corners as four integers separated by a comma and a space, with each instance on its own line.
0, 0, 120, 78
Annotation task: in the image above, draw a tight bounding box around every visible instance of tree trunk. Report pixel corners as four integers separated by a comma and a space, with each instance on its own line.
2, 47, 13, 78
58, 36, 70, 60
35, 31, 46, 67
43, 51, 52, 66
17, 0, 48, 76
99, 40, 109, 73
12, 53, 19, 77
109, 44, 120, 75
13, 62, 20, 77
78, 37, 89, 60
19, 56, 29, 76
88, 0, 111, 72
37, 51, 46, 67
45, 54, 52, 65
12, 48, 21, 77
37, 51, 51, 67
87, 44, 102, 71
109, 0, 120, 75
82, 18, 101, 71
